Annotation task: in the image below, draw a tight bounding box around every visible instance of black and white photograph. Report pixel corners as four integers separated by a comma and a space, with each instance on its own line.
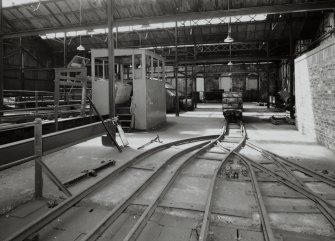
0, 0, 335, 240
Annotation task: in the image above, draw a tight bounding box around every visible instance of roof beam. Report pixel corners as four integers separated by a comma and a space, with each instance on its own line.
171, 56, 284, 65
2, 1, 334, 39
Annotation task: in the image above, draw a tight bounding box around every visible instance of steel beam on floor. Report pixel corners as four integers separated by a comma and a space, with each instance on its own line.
0, 120, 112, 166
4, 135, 219, 241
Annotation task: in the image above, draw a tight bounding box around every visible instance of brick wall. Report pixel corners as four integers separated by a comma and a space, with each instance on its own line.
295, 41, 335, 151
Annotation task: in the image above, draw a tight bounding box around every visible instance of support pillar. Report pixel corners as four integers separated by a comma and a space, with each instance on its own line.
257, 62, 260, 103
63, 34, 67, 67
19, 37, 24, 91
115, 27, 118, 48
185, 65, 188, 110
174, 22, 179, 116
191, 65, 195, 110
34, 118, 43, 199
289, 19, 295, 119
193, 44, 197, 109
0, 0, 3, 115
266, 42, 270, 108
107, 0, 116, 136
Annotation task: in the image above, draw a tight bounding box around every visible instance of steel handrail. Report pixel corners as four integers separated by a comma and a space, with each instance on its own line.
0, 121, 37, 131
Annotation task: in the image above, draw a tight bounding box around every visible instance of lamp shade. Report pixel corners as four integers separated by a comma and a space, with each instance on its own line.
77, 44, 85, 51
224, 35, 234, 43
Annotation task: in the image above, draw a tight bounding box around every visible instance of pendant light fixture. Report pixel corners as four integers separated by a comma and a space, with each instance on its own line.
227, 43, 233, 66
224, 0, 234, 43
227, 43, 233, 76
77, 0, 85, 51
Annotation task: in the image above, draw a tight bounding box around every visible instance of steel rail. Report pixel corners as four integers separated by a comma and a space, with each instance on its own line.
121, 132, 226, 241
247, 142, 335, 188
82, 141, 210, 241
120, 121, 228, 241
245, 142, 335, 227
198, 122, 246, 241
235, 153, 276, 241
236, 153, 335, 229
4, 134, 219, 241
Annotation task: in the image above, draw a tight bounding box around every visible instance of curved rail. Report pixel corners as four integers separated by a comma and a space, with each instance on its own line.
236, 152, 335, 229
82, 140, 211, 241
247, 141, 335, 188
233, 153, 276, 241
5, 134, 221, 241
198, 122, 247, 241
121, 133, 227, 241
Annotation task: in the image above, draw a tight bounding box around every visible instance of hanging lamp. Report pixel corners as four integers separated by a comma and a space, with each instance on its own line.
224, 0, 234, 43
227, 43, 233, 66
77, 0, 85, 51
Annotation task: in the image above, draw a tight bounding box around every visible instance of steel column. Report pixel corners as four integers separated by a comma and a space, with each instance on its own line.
0, 0, 3, 115
266, 43, 270, 108
289, 19, 295, 119
191, 65, 195, 110
184, 65, 187, 109
107, 0, 116, 136
193, 44, 197, 109
19, 37, 25, 91
175, 22, 179, 116
34, 118, 43, 199
63, 34, 67, 67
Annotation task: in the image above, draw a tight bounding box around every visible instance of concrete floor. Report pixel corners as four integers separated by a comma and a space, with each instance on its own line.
1, 102, 335, 213
0, 103, 224, 215
242, 102, 335, 171
1, 102, 335, 240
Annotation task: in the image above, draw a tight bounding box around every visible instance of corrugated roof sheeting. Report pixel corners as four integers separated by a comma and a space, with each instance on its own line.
41, 17, 314, 54
2, 0, 331, 33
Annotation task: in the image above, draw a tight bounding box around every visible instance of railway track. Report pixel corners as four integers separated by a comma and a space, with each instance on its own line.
2, 121, 244, 241
2, 121, 335, 241
197, 140, 335, 241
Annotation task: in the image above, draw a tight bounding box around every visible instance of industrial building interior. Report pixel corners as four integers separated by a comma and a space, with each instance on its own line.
1, 0, 335, 240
